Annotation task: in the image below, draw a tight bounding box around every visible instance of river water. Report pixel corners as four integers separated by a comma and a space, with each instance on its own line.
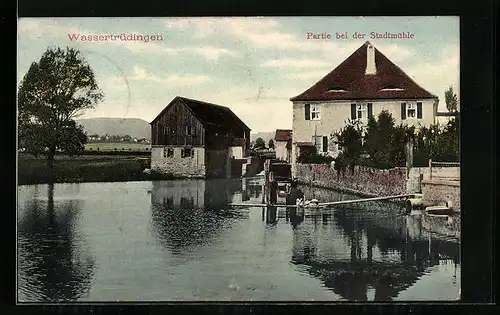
17, 179, 460, 302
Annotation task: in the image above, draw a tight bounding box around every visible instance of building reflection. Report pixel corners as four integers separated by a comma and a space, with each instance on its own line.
290, 203, 460, 301
17, 184, 95, 302
149, 179, 243, 254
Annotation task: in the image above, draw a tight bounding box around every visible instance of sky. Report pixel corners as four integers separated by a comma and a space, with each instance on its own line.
17, 16, 459, 132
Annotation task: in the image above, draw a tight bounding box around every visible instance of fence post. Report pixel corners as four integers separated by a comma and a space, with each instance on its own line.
429, 158, 432, 180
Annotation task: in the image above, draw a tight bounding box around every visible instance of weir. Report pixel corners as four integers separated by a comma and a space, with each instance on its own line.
229, 193, 419, 208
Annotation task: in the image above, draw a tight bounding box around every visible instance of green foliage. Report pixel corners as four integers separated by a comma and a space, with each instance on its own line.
331, 119, 363, 171
324, 108, 459, 170
18, 46, 104, 167
254, 137, 266, 149
297, 150, 333, 164
268, 139, 275, 149
445, 86, 458, 113
413, 115, 459, 166
362, 110, 412, 169
17, 155, 151, 185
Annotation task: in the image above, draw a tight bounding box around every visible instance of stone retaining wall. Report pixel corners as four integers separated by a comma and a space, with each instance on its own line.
295, 163, 407, 197
151, 147, 206, 178
421, 179, 461, 211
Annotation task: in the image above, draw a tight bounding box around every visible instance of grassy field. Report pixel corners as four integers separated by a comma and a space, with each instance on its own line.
17, 154, 173, 185
84, 142, 151, 152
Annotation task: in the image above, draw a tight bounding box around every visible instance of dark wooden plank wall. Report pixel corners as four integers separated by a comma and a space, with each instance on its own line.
151, 100, 205, 146
205, 126, 250, 150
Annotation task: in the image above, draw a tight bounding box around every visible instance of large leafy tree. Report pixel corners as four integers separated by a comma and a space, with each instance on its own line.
18, 47, 104, 169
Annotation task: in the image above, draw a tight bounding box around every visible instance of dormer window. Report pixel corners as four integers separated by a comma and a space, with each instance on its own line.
326, 87, 348, 93
381, 85, 405, 91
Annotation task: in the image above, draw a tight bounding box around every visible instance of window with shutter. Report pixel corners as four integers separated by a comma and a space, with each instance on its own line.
305, 104, 310, 120
351, 103, 356, 120
322, 136, 328, 152
310, 104, 321, 120
367, 103, 373, 118
401, 103, 407, 120
417, 102, 423, 119
407, 103, 416, 118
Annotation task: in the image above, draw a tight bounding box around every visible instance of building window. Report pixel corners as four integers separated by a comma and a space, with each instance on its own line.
181, 148, 194, 158
164, 148, 174, 158
186, 125, 192, 135
180, 197, 194, 209
351, 103, 373, 120
311, 104, 321, 120
357, 104, 366, 119
407, 103, 416, 118
312, 136, 323, 153
402, 102, 423, 120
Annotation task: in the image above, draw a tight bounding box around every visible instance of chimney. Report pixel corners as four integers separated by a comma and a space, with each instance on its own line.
365, 43, 376, 75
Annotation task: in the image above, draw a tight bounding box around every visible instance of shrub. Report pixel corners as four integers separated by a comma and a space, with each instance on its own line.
331, 119, 363, 171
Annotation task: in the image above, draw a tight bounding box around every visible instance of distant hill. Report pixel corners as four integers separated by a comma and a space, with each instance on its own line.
251, 131, 275, 145
76, 118, 151, 139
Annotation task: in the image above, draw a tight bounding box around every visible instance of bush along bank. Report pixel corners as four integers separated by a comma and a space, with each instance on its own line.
17, 156, 178, 185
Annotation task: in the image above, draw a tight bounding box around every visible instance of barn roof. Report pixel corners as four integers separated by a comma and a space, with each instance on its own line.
290, 41, 438, 102
275, 129, 292, 142
150, 96, 251, 131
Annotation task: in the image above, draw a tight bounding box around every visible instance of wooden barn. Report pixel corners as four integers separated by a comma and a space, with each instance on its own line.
150, 96, 251, 178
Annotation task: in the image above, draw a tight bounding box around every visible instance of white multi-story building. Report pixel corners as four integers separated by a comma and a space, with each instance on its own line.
290, 41, 438, 171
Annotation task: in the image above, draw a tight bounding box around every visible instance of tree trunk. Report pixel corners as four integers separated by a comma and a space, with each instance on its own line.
47, 147, 56, 182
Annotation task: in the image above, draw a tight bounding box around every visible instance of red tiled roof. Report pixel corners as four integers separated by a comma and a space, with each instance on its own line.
290, 41, 438, 102
275, 129, 292, 141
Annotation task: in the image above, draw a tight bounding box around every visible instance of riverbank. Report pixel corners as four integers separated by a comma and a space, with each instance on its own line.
17, 154, 174, 185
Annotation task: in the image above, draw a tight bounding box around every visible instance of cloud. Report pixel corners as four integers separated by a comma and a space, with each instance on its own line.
261, 58, 331, 68
288, 69, 331, 81
405, 46, 459, 110
19, 19, 237, 61
18, 18, 82, 39
372, 42, 413, 61
130, 65, 211, 85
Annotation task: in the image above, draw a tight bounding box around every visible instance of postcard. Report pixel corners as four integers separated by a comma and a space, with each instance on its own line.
17, 16, 460, 302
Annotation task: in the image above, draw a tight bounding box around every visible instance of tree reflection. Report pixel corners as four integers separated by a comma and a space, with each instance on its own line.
17, 184, 95, 302
290, 204, 460, 301
149, 179, 242, 254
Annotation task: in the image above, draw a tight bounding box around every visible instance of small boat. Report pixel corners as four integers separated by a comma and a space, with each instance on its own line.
425, 205, 454, 216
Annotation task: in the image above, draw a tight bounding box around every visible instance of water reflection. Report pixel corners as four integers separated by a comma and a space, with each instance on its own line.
149, 179, 243, 254
17, 184, 95, 302
289, 194, 460, 301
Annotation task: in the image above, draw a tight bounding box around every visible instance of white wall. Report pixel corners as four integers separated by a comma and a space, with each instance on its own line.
151, 146, 206, 177
228, 146, 243, 159
275, 141, 289, 161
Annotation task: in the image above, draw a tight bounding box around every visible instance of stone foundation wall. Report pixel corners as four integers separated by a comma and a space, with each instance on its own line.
407, 167, 460, 193
151, 146, 206, 178
295, 163, 407, 197
421, 179, 461, 211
